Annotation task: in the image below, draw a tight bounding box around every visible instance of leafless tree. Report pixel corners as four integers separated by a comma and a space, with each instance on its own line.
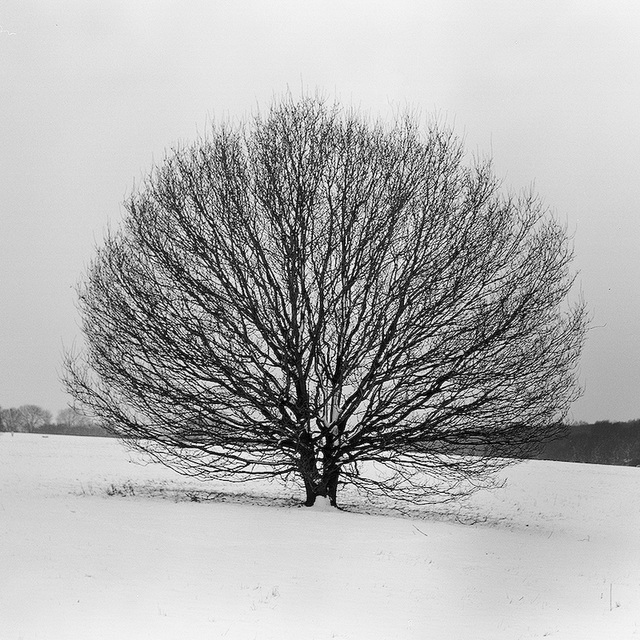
57, 407, 94, 430
64, 95, 587, 507
0, 405, 52, 432
0, 407, 23, 432
18, 405, 52, 432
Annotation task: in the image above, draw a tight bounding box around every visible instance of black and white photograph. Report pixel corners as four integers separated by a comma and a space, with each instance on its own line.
1, 1, 639, 638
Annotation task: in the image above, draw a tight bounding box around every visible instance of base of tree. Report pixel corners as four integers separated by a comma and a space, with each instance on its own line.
306, 495, 336, 510
304, 488, 338, 508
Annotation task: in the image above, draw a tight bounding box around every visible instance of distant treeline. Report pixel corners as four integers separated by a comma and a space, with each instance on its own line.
4, 404, 640, 467
534, 420, 640, 467
26, 419, 640, 468
0, 405, 115, 438
33, 422, 116, 438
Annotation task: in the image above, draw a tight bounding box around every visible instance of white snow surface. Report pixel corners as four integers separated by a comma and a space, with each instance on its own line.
1, 433, 639, 639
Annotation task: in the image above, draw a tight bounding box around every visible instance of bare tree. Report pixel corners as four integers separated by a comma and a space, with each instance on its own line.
0, 407, 17, 432
0, 405, 52, 432
1, 407, 27, 432
64, 95, 587, 507
18, 405, 52, 432
57, 407, 94, 430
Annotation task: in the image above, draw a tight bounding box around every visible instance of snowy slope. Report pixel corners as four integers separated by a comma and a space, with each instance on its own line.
1, 433, 638, 639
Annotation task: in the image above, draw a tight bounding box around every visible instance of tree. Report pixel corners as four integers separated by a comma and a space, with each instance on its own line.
1, 408, 21, 432
18, 405, 52, 432
0, 405, 51, 432
54, 406, 106, 436
64, 95, 587, 507
57, 407, 94, 430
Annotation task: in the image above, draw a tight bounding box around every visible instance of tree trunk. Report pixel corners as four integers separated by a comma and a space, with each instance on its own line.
322, 431, 340, 507
325, 465, 339, 507
303, 477, 338, 507
302, 463, 339, 507
298, 432, 321, 506
304, 481, 320, 507
298, 430, 341, 507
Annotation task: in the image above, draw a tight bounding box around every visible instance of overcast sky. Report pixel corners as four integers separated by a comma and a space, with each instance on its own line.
1, 0, 639, 422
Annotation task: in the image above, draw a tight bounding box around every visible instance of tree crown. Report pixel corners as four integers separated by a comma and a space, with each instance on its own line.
65, 95, 587, 506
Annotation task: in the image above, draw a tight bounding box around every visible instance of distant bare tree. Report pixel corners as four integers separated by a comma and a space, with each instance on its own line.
18, 405, 52, 432
64, 95, 587, 507
0, 405, 51, 432
57, 407, 94, 430
1, 408, 24, 432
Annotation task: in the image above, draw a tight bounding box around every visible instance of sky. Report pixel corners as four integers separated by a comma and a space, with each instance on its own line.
1, 0, 639, 422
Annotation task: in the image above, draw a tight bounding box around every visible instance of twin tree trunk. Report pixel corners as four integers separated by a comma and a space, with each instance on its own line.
298, 430, 340, 507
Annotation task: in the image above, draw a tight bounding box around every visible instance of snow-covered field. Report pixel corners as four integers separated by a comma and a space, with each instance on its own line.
1, 434, 639, 639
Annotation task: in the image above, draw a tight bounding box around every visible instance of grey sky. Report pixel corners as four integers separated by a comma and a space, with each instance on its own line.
1, 0, 638, 421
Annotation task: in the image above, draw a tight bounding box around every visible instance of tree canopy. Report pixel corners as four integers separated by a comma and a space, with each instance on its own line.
64, 95, 587, 506
0, 405, 52, 433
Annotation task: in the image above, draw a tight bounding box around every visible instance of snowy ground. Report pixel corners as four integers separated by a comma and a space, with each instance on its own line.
1, 434, 639, 639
